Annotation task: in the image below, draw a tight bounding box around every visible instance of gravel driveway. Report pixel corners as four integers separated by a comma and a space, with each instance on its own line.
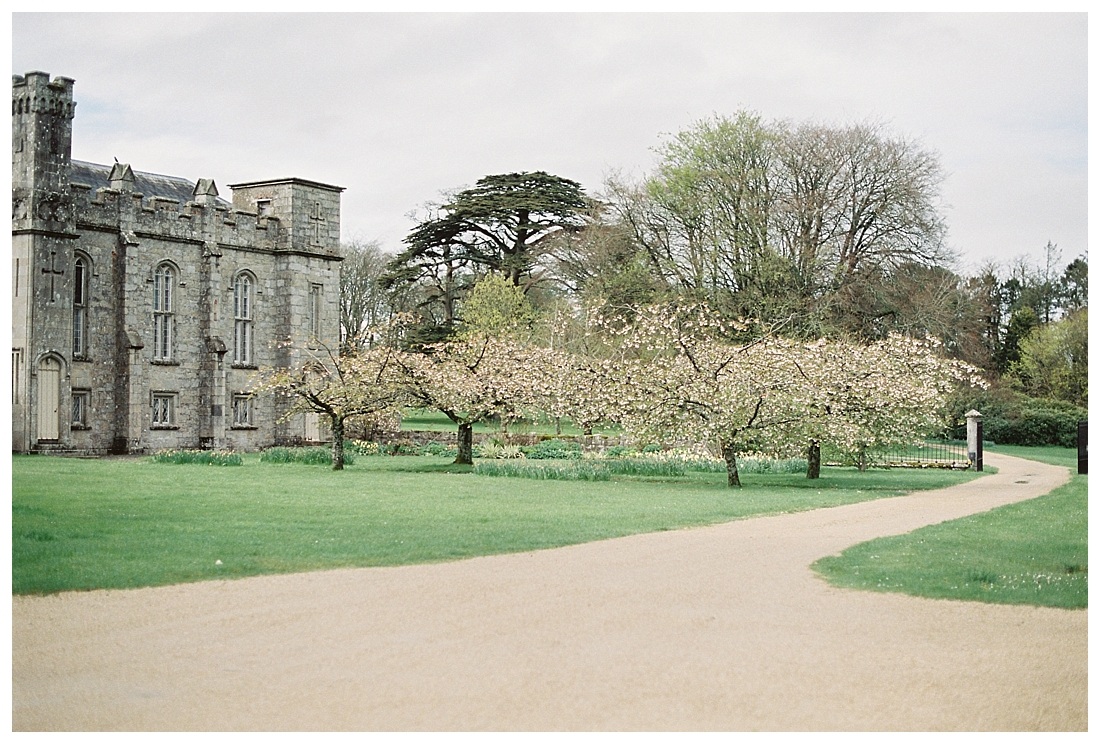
12, 452, 1085, 731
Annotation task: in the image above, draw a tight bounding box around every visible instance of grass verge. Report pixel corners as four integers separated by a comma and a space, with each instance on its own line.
813, 445, 1085, 609
983, 443, 1080, 469
13, 454, 981, 595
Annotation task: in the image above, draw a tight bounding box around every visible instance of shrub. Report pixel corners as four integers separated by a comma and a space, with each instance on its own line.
983, 408, 1084, 448
152, 449, 242, 466
473, 461, 610, 481
476, 441, 502, 459
603, 445, 638, 459
946, 385, 1085, 447
260, 446, 355, 466
419, 441, 457, 458
378, 440, 420, 456
521, 439, 583, 460
474, 441, 525, 459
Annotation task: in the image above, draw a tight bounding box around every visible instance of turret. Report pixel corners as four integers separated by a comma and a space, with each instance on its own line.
12, 72, 76, 233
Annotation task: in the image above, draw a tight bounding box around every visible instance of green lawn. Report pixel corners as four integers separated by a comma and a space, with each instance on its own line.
12, 454, 981, 595
814, 445, 1086, 609
984, 442, 1080, 469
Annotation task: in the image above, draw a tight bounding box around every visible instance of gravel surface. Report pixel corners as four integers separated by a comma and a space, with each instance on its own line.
12, 452, 1085, 731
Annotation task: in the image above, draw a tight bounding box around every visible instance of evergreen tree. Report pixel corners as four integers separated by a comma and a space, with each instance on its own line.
996, 306, 1040, 373
383, 171, 590, 334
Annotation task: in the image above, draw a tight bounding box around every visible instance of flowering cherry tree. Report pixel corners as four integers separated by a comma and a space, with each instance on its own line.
258, 342, 408, 470
602, 305, 814, 486
800, 334, 985, 473
596, 304, 982, 486
523, 348, 618, 436
397, 333, 552, 464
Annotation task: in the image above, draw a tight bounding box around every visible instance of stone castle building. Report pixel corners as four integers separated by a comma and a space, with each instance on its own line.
12, 71, 343, 454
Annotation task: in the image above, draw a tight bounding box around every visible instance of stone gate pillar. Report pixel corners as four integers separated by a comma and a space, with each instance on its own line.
966, 409, 983, 472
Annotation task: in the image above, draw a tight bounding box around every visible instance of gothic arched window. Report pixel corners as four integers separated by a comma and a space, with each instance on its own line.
73, 255, 88, 358
153, 263, 175, 361
233, 273, 254, 365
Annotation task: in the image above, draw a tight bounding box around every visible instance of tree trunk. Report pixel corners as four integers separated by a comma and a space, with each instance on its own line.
807, 440, 821, 479
443, 250, 456, 328
455, 422, 473, 465
555, 417, 562, 436
331, 415, 345, 471
721, 440, 742, 488
857, 448, 867, 472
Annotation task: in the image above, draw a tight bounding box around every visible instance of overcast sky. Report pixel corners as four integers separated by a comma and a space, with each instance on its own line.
11, 12, 1088, 274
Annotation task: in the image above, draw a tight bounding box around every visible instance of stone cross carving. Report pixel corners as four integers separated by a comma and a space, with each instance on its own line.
42, 250, 64, 300
309, 201, 326, 247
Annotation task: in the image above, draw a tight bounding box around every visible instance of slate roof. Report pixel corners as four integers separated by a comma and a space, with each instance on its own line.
70, 160, 232, 207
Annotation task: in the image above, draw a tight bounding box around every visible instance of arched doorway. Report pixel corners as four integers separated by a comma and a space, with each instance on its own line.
37, 357, 61, 442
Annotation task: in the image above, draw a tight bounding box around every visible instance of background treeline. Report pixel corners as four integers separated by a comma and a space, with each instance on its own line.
340, 112, 1087, 445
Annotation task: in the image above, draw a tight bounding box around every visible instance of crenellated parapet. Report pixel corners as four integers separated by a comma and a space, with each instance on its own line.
70, 181, 294, 252
12, 72, 76, 119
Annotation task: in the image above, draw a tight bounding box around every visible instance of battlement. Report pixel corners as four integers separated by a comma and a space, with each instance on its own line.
70, 181, 294, 251
12, 71, 76, 119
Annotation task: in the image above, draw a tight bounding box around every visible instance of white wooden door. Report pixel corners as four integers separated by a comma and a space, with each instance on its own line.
37, 357, 60, 441
304, 411, 320, 442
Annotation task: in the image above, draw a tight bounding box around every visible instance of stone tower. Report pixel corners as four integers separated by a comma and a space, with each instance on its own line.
12, 72, 78, 451
227, 178, 343, 370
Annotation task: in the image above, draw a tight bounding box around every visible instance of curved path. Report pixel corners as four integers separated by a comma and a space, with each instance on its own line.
12, 453, 1086, 731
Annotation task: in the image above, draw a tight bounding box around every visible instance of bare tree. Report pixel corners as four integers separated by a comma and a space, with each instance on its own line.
541, 198, 669, 312
601, 114, 950, 334
771, 121, 847, 302
340, 238, 394, 352
830, 123, 948, 280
